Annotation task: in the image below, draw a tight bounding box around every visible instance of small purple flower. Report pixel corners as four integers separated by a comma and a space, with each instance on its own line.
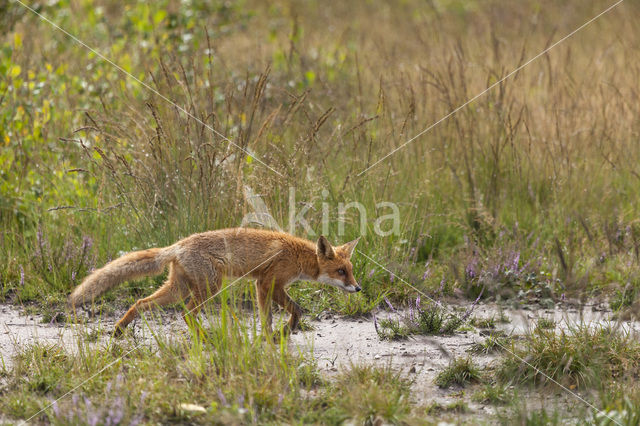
82, 236, 93, 251
217, 389, 228, 406
509, 251, 520, 272
106, 396, 124, 426
368, 269, 375, 278
460, 286, 485, 323
438, 276, 446, 294
19, 265, 24, 286
277, 393, 284, 409
465, 259, 477, 279
422, 268, 430, 281
130, 392, 148, 425
71, 270, 77, 282
389, 273, 395, 283
384, 297, 396, 312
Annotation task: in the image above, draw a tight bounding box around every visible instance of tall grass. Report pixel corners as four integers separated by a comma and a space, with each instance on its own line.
2, 1, 640, 422
3, 1, 639, 313
0, 289, 419, 423
0, 2, 636, 309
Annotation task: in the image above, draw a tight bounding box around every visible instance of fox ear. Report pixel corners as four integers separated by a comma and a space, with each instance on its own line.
338, 237, 361, 258
316, 235, 336, 259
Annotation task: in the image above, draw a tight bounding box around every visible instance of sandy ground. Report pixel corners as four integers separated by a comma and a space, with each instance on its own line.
1, 300, 635, 423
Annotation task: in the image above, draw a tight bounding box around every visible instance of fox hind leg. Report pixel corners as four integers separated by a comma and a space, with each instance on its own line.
183, 273, 221, 327
114, 264, 187, 336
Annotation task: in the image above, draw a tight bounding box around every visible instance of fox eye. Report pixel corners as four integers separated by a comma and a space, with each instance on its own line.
337, 268, 346, 276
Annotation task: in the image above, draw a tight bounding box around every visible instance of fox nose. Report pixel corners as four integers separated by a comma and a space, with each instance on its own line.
355, 286, 361, 292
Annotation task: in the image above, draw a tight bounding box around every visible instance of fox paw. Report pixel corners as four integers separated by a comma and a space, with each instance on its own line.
113, 325, 126, 338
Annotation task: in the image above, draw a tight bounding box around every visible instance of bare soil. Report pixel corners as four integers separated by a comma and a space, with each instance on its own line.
1, 300, 635, 423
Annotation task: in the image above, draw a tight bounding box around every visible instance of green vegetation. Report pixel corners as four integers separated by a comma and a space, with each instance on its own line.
2, 0, 640, 315
535, 317, 556, 331
468, 334, 512, 355
435, 357, 482, 389
472, 383, 513, 405
0, 293, 415, 424
373, 297, 466, 340
498, 325, 640, 389
1, 0, 640, 423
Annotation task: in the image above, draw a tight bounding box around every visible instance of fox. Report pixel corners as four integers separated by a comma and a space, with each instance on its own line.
68, 228, 361, 336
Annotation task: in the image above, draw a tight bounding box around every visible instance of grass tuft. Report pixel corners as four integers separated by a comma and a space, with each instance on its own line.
435, 357, 482, 389
498, 324, 640, 389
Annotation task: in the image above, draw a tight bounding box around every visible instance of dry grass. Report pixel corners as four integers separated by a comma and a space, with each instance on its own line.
1, 0, 640, 423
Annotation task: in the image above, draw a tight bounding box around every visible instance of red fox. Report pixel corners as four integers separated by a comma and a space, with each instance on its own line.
68, 228, 361, 336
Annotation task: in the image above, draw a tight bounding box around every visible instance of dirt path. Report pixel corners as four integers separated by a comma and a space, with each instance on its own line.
0, 301, 634, 422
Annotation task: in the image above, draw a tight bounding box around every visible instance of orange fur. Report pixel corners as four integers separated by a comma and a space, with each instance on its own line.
68, 228, 360, 336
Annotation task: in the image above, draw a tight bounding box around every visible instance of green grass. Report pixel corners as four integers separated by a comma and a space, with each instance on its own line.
324, 364, 414, 424
374, 299, 464, 340
435, 357, 482, 389
2, 0, 640, 422
498, 324, 640, 389
472, 383, 513, 405
535, 317, 556, 331
470, 315, 497, 329
425, 400, 469, 415
0, 292, 417, 424
468, 334, 512, 355
1, 0, 640, 318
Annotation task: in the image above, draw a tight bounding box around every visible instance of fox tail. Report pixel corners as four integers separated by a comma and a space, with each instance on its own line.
68, 247, 175, 308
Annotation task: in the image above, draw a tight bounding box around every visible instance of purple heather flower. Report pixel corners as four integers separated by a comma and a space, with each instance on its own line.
389, 272, 395, 283
19, 265, 24, 286
368, 268, 375, 278
217, 389, 228, 406
106, 398, 124, 426
510, 251, 520, 272
465, 259, 477, 279
422, 268, 430, 281
82, 236, 93, 251
384, 297, 396, 312
460, 286, 485, 323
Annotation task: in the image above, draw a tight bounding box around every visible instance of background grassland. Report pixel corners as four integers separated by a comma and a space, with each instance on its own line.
2, 0, 640, 423
2, 0, 640, 311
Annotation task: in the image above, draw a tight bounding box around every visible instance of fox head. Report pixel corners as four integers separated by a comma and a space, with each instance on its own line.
315, 236, 361, 293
